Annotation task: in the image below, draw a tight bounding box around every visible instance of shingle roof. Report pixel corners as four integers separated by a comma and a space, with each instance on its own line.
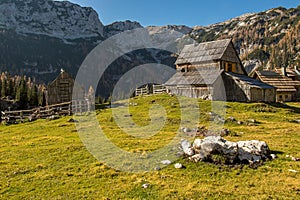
225, 72, 274, 89
255, 71, 300, 92
164, 70, 223, 86
175, 39, 231, 65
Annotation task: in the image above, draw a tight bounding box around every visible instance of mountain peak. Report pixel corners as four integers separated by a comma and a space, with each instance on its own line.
0, 0, 104, 40
103, 20, 143, 38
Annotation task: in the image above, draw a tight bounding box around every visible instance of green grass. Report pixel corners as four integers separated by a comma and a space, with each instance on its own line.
0, 94, 300, 199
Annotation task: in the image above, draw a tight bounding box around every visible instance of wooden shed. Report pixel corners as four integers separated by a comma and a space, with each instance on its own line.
47, 70, 85, 105
253, 71, 300, 102
165, 39, 276, 102
224, 72, 275, 102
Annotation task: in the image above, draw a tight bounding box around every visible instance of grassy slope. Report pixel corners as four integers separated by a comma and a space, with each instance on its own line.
0, 94, 299, 199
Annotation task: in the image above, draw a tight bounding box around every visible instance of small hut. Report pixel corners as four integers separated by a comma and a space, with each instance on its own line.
165, 39, 275, 102
47, 69, 85, 105
253, 71, 300, 102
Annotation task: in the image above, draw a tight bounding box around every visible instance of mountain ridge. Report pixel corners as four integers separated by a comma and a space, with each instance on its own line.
0, 0, 300, 97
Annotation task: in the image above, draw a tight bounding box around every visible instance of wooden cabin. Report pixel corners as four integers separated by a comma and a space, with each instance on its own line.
47, 70, 85, 105
253, 71, 300, 102
165, 39, 276, 102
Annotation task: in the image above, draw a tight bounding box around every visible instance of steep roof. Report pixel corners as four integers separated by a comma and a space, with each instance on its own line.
254, 71, 300, 92
164, 70, 223, 86
175, 39, 231, 65
48, 70, 74, 87
225, 72, 274, 89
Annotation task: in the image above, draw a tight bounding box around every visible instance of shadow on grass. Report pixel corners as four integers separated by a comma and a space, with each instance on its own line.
267, 102, 300, 114
270, 150, 284, 155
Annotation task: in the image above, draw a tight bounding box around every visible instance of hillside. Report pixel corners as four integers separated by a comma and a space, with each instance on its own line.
0, 0, 300, 97
189, 6, 300, 72
0, 95, 299, 198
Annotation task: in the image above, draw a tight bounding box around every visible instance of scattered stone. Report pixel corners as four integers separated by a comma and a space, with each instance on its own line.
270, 154, 277, 159
195, 126, 208, 137
248, 119, 257, 123
220, 128, 230, 137
286, 155, 300, 161
183, 128, 191, 133
291, 157, 300, 162
237, 121, 244, 125
288, 169, 298, 173
190, 153, 206, 162
208, 112, 217, 117
202, 136, 238, 163
174, 163, 183, 169
180, 139, 194, 156
294, 119, 300, 123
161, 160, 172, 165
180, 136, 271, 165
207, 112, 225, 123
227, 116, 236, 122
193, 139, 202, 149
237, 140, 269, 163
154, 166, 161, 171
142, 183, 150, 188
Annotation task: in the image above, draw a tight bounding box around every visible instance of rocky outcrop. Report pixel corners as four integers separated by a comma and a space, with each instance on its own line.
180, 136, 271, 165
0, 0, 104, 40
104, 20, 143, 38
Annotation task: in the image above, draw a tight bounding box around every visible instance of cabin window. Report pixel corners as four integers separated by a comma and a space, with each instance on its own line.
224, 62, 236, 72
279, 95, 282, 99
227, 63, 232, 72
285, 95, 288, 99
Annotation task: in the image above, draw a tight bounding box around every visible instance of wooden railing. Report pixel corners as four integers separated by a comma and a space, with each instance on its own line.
135, 84, 166, 96
135, 86, 149, 96
153, 84, 166, 94
1, 100, 94, 124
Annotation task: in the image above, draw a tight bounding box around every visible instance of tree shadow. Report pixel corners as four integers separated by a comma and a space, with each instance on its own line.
267, 102, 300, 114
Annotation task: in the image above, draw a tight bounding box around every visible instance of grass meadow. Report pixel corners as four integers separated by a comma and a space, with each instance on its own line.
0, 94, 299, 199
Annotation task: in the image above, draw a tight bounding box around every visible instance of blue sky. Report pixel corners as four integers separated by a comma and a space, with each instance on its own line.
67, 0, 300, 27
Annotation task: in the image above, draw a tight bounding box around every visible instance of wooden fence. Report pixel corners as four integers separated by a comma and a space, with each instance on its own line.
153, 84, 166, 94
135, 84, 166, 96
135, 85, 149, 96
1, 100, 94, 124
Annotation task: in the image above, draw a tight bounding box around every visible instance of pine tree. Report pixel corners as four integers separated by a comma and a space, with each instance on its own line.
16, 77, 28, 109
6, 78, 13, 98
29, 84, 38, 107
1, 79, 6, 98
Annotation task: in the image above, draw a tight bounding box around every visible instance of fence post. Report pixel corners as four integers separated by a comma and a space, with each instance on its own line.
68, 103, 71, 115
79, 100, 82, 114
20, 111, 23, 122
87, 99, 90, 113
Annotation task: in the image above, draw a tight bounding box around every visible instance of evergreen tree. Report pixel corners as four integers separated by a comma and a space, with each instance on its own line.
6, 78, 14, 98
1, 79, 6, 98
41, 91, 47, 107
16, 77, 28, 109
29, 84, 38, 107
